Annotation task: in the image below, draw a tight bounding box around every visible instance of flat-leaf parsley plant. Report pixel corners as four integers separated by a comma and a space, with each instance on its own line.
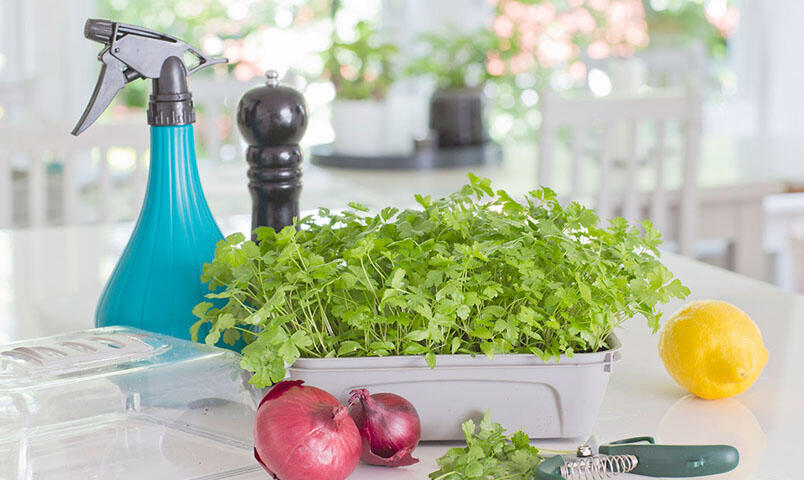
193, 174, 689, 387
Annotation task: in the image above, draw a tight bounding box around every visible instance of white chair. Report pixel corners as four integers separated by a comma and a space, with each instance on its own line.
0, 80, 38, 124
763, 193, 804, 290
0, 122, 149, 227
538, 85, 702, 256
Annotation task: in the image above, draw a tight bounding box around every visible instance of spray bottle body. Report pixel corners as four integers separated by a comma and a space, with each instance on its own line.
95, 125, 221, 340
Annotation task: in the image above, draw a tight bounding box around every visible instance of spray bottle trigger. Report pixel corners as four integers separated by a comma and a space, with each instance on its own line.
71, 51, 138, 136
72, 19, 227, 136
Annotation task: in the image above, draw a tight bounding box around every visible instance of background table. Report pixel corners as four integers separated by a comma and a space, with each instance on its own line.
0, 221, 801, 479
203, 135, 787, 280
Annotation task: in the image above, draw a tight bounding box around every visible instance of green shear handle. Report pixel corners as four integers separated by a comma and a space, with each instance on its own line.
533, 436, 739, 479
598, 436, 739, 477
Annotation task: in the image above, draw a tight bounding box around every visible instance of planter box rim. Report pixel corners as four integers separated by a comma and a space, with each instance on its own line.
291, 334, 621, 370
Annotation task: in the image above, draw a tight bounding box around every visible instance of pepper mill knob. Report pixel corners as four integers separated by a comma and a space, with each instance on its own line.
236, 70, 309, 235
265, 69, 279, 87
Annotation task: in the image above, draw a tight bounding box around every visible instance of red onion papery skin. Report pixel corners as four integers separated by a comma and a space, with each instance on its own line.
347, 389, 421, 466
253, 380, 361, 480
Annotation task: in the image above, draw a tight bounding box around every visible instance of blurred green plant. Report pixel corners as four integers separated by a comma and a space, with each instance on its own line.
96, 0, 332, 108
96, 0, 738, 140
97, 0, 231, 108
644, 0, 737, 60
323, 21, 398, 100
406, 29, 496, 90
480, 0, 739, 140
98, 0, 227, 44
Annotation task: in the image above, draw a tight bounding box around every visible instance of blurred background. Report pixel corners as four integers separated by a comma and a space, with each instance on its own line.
2, 0, 804, 290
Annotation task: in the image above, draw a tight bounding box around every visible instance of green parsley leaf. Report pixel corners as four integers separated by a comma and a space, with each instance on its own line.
429, 412, 543, 480
193, 175, 689, 387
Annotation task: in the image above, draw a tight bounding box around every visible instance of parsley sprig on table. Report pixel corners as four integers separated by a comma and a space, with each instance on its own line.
430, 412, 543, 480
192, 174, 689, 387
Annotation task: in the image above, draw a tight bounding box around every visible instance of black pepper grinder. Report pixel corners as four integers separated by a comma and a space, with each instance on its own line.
236, 70, 309, 235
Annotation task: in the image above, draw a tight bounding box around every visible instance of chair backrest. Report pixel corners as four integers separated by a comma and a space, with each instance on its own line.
0, 77, 259, 229
0, 122, 149, 228
0, 80, 38, 124
584, 43, 706, 91
538, 85, 702, 255
637, 42, 707, 89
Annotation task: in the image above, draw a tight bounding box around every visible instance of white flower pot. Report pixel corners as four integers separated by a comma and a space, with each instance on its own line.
331, 100, 390, 156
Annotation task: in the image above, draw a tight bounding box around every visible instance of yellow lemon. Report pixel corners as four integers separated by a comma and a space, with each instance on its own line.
658, 300, 768, 400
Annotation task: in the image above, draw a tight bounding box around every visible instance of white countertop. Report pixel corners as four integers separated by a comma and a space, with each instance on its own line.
1, 222, 802, 479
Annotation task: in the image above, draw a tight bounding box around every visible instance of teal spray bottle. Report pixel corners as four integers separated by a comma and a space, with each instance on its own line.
72, 20, 226, 340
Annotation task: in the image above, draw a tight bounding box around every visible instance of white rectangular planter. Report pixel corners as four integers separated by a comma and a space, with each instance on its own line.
288, 335, 621, 441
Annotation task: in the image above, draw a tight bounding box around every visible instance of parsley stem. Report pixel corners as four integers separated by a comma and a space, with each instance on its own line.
430, 472, 459, 480
232, 326, 258, 336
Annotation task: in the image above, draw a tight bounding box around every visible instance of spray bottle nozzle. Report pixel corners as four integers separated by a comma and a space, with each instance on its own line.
84, 19, 115, 43
72, 19, 227, 136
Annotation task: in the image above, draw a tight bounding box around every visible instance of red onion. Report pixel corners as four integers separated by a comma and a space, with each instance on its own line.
253, 380, 361, 480
347, 389, 421, 466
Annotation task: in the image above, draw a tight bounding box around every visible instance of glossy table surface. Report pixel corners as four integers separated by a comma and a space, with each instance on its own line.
1, 221, 801, 479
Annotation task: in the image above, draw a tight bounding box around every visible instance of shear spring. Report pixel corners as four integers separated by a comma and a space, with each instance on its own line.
559, 454, 638, 479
